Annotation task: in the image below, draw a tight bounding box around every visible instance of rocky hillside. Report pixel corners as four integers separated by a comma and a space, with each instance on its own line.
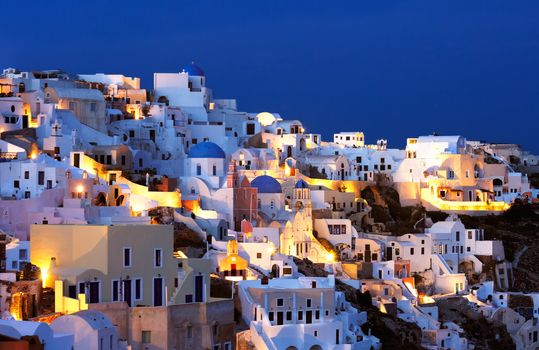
458, 202, 539, 292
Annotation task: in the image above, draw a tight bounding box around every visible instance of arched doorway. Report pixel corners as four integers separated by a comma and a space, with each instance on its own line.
287, 146, 292, 158
271, 264, 280, 278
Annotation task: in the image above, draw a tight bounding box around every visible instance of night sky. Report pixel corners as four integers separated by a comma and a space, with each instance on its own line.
4, 1, 539, 152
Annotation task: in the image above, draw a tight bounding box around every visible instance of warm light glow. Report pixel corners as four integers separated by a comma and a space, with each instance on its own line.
30, 152, 38, 160
76, 185, 84, 193
325, 252, 335, 262
41, 267, 49, 288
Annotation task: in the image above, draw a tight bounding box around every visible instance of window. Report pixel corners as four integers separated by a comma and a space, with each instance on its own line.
256, 252, 262, 259
410, 247, 414, 255
277, 298, 284, 306
11, 261, 17, 269
141, 331, 151, 344
69, 101, 76, 110
212, 165, 217, 176
421, 247, 425, 255
306, 299, 312, 308
19, 249, 28, 260
154, 249, 162, 268
286, 311, 292, 321
38, 171, 45, 185
269, 312, 274, 321
13, 180, 19, 188
123, 247, 132, 267
315, 310, 320, 319
112, 280, 119, 301
90, 102, 97, 112
297, 311, 303, 321
468, 231, 472, 239
135, 278, 142, 300
456, 231, 460, 242
121, 155, 126, 166
187, 325, 193, 338
24, 171, 30, 179
106, 155, 112, 165
196, 164, 202, 176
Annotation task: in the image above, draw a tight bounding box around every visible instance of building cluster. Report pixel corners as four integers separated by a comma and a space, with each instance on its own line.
0, 64, 536, 350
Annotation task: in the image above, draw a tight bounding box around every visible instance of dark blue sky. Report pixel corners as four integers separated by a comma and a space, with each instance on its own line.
4, 1, 539, 152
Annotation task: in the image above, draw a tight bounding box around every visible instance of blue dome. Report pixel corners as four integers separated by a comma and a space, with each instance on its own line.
251, 175, 282, 194
181, 62, 205, 77
188, 142, 226, 159
295, 179, 309, 189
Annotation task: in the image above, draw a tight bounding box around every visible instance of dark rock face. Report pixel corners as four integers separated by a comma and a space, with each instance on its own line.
437, 297, 515, 350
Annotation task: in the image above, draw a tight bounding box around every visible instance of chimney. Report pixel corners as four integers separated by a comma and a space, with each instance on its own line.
49, 257, 57, 269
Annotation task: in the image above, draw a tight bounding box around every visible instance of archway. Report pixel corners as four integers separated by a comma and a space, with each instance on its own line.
157, 96, 169, 106
309, 345, 323, 350
271, 264, 280, 278
93, 192, 107, 206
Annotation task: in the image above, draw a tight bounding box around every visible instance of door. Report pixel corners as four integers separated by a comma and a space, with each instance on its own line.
306, 310, 313, 324
89, 282, 99, 303
287, 146, 292, 158
231, 264, 237, 276
123, 279, 132, 306
195, 275, 203, 302
277, 311, 284, 325
22, 115, 28, 128
246, 123, 255, 135
386, 247, 393, 260
365, 244, 372, 262
153, 278, 163, 306
74, 153, 80, 168
150, 130, 156, 142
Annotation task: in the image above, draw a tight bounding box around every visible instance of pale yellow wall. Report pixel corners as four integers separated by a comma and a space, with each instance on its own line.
31, 224, 109, 283
32, 224, 177, 306
173, 258, 216, 304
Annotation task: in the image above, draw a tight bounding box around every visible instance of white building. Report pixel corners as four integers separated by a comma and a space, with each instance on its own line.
50, 310, 119, 350
333, 132, 365, 148
238, 276, 380, 350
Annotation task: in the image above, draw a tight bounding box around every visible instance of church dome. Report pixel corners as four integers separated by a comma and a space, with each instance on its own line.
181, 62, 205, 77
251, 175, 282, 194
294, 179, 309, 189
188, 142, 225, 159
